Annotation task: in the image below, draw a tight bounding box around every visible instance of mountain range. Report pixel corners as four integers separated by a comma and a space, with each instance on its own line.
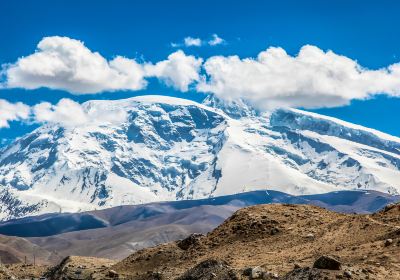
1, 95, 400, 221
0, 96, 400, 220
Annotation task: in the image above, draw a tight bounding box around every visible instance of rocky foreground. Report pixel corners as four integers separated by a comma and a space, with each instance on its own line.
2, 203, 400, 279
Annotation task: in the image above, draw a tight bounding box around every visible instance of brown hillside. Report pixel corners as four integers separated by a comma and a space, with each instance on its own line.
85, 203, 400, 280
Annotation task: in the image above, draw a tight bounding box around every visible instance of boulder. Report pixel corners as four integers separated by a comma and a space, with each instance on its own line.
177, 259, 238, 280
344, 270, 352, 278
107, 269, 119, 278
384, 239, 393, 247
250, 266, 264, 279
313, 255, 342, 270
305, 233, 315, 240
243, 267, 252, 276
177, 233, 205, 250
281, 267, 323, 280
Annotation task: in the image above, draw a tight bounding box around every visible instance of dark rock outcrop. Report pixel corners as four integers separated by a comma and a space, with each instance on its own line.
313, 255, 342, 270
177, 259, 238, 280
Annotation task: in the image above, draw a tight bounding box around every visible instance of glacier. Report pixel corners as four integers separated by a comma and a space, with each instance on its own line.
0, 95, 400, 220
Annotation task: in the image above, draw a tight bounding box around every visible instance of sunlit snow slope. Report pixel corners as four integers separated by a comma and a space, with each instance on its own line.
0, 95, 400, 220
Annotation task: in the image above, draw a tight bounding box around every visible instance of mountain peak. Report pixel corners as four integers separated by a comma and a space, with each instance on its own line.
1, 95, 400, 221
201, 94, 259, 118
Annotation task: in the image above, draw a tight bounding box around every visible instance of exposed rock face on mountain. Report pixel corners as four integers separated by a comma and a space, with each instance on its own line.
1, 95, 400, 220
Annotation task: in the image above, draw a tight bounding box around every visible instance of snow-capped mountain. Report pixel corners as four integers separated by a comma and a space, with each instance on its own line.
1, 95, 400, 220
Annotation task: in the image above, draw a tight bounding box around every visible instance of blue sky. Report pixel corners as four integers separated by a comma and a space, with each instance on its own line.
1, 0, 400, 143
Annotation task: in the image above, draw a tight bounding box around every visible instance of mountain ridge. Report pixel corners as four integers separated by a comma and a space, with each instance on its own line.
1, 95, 400, 220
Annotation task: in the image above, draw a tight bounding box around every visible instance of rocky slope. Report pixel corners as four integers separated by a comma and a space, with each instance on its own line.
2, 201, 399, 279
83, 202, 399, 279
1, 95, 400, 220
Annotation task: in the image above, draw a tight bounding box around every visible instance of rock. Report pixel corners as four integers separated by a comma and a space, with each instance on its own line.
305, 233, 315, 240
244, 268, 273, 279
146, 272, 163, 280
250, 266, 265, 279
344, 271, 352, 278
313, 255, 342, 270
270, 272, 279, 279
281, 267, 323, 280
107, 270, 119, 278
383, 203, 397, 212
270, 227, 280, 235
243, 268, 252, 276
384, 239, 393, 247
177, 233, 205, 250
177, 259, 238, 280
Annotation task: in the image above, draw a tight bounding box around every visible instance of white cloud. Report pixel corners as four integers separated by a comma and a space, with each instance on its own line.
172, 34, 225, 48
198, 45, 400, 109
33, 99, 89, 126
145, 50, 203, 91
208, 34, 224, 46
3, 38, 400, 111
2, 36, 205, 95
184, 37, 202, 47
32, 98, 127, 127
0, 99, 30, 128
3, 36, 147, 94
0, 97, 130, 129
0, 98, 129, 129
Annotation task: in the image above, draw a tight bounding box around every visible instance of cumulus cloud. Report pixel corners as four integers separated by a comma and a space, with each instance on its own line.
32, 98, 127, 127
0, 98, 129, 129
184, 37, 202, 47
3, 38, 400, 110
0, 99, 30, 128
0, 97, 142, 129
198, 45, 400, 109
208, 34, 224, 46
33, 99, 89, 126
3, 36, 147, 94
145, 50, 203, 91
1, 36, 206, 95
